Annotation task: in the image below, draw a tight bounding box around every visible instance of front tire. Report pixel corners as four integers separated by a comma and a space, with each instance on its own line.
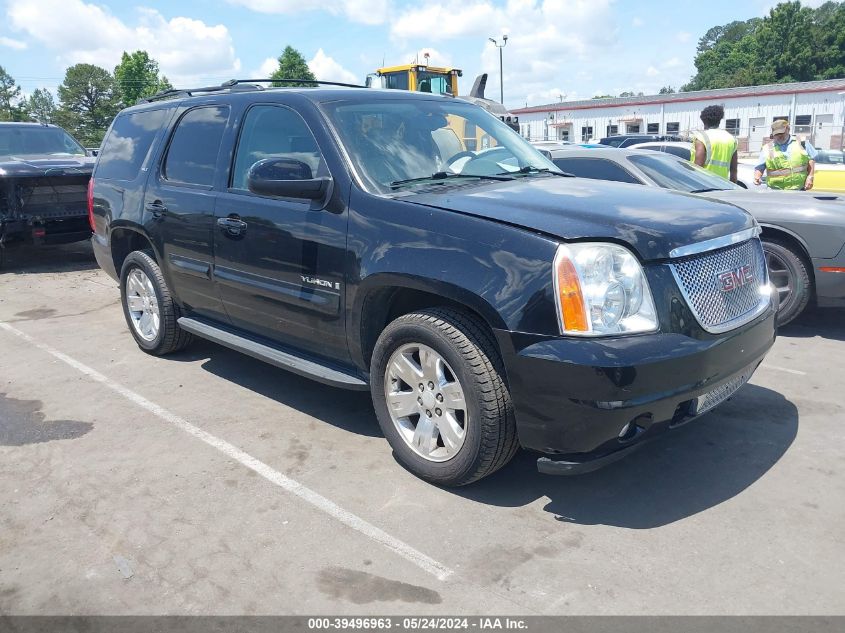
763, 239, 812, 326
370, 308, 518, 486
120, 250, 192, 355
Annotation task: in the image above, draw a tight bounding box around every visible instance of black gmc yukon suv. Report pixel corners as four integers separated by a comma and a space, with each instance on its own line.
90, 82, 777, 485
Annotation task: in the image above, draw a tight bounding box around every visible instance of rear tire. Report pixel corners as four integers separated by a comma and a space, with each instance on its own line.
370, 308, 518, 486
762, 238, 812, 326
120, 250, 192, 355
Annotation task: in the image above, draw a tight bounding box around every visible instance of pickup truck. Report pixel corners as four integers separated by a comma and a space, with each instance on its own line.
0, 123, 94, 258
89, 82, 777, 485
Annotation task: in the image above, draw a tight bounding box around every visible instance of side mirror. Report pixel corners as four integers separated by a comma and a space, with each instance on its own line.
247, 158, 331, 201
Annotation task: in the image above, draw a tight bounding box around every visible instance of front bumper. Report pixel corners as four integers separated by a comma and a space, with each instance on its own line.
494, 304, 776, 474
1, 216, 90, 246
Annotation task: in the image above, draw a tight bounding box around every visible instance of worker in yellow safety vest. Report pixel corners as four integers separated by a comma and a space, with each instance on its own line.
690, 105, 738, 182
754, 119, 815, 190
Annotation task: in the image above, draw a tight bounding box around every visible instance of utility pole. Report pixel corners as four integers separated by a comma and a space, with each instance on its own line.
488, 35, 508, 104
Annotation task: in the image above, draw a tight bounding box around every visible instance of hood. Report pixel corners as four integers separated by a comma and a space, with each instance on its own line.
0, 154, 95, 178
405, 175, 754, 261
702, 188, 845, 215
700, 188, 845, 258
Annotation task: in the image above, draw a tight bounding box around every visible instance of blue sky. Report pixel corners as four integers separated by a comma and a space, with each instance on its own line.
0, 0, 831, 109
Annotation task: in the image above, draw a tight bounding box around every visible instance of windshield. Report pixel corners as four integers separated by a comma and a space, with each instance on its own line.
0, 126, 86, 158
416, 71, 453, 95
627, 153, 741, 192
322, 99, 560, 194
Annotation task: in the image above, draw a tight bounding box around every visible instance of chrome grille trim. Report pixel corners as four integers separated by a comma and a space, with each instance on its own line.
692, 368, 753, 415
669, 226, 760, 259
670, 237, 770, 334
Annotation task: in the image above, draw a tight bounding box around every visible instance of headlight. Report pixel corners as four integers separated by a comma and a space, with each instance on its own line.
553, 242, 658, 336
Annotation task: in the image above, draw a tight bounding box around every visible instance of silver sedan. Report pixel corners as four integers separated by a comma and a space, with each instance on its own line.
548, 146, 845, 325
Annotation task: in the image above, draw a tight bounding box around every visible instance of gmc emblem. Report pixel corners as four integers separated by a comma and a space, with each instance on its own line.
717, 265, 754, 292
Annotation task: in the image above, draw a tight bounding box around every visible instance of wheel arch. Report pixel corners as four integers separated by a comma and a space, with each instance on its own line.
109, 225, 158, 277
759, 224, 815, 285
354, 276, 507, 371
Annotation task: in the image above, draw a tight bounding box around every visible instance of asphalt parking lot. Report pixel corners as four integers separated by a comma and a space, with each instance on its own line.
1, 241, 843, 616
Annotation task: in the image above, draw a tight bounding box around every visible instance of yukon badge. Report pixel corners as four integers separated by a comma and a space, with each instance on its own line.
301, 275, 340, 290
716, 264, 754, 292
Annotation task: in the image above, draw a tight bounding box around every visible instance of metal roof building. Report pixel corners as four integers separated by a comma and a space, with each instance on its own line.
512, 78, 845, 152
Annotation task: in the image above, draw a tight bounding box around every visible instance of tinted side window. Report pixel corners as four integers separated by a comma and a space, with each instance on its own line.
552, 157, 642, 184
163, 106, 228, 186
231, 105, 325, 191
96, 109, 167, 181
664, 145, 691, 159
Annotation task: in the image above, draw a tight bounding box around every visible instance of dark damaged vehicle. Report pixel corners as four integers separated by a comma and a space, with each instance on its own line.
90, 82, 777, 485
0, 123, 94, 255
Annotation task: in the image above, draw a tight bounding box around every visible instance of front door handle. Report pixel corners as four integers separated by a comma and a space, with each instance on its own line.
217, 215, 247, 237
146, 201, 168, 218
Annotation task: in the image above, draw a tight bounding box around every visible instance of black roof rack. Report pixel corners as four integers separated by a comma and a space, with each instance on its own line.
142, 78, 368, 103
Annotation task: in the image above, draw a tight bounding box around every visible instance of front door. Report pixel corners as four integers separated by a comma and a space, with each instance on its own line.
145, 104, 230, 322
815, 114, 834, 149
749, 117, 766, 152
213, 103, 349, 363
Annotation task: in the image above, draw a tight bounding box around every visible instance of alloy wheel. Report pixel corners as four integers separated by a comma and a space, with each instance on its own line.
125, 268, 161, 342
384, 343, 468, 462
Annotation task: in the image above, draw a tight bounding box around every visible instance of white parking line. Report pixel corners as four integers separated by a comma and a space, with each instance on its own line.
761, 364, 807, 376
0, 321, 454, 582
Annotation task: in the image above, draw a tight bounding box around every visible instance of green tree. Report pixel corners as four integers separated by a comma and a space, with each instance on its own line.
682, 1, 845, 91
658, 85, 676, 94
56, 64, 120, 145
26, 88, 56, 123
114, 51, 173, 106
592, 94, 614, 99
269, 46, 316, 87
0, 65, 24, 121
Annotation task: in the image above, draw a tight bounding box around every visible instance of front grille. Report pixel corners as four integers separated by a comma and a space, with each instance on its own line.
670, 238, 769, 333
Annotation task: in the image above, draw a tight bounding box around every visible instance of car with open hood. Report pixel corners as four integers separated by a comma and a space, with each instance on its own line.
0, 122, 94, 259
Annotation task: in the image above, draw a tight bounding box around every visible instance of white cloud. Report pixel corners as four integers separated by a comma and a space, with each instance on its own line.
308, 49, 358, 84
0, 35, 27, 50
6, 1, 241, 85
253, 57, 280, 78
391, 2, 499, 40
676, 31, 691, 43
661, 57, 683, 69
632, 17, 644, 27
228, 0, 389, 25
390, 1, 617, 108
646, 65, 659, 77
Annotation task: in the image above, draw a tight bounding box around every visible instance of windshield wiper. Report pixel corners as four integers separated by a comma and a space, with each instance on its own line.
689, 187, 727, 193
390, 171, 513, 189
498, 165, 575, 177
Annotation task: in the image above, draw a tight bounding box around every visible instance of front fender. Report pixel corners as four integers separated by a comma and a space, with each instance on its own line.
345, 187, 560, 369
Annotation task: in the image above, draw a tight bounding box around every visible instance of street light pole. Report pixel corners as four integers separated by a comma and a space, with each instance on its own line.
488, 35, 508, 104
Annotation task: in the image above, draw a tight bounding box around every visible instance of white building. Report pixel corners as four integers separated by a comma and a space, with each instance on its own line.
512, 78, 845, 153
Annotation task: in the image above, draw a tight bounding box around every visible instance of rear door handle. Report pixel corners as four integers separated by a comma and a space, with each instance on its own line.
217, 215, 247, 237
146, 201, 168, 218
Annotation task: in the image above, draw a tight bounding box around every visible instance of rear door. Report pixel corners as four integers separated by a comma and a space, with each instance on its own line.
145, 104, 230, 322
212, 102, 350, 362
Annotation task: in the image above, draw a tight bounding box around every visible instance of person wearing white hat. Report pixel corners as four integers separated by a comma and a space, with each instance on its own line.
754, 119, 815, 190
